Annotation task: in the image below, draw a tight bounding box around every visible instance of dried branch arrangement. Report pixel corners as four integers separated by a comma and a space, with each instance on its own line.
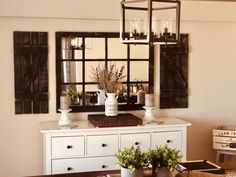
91, 63, 126, 93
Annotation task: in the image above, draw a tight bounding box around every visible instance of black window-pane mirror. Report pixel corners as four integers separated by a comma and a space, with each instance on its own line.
56, 32, 154, 112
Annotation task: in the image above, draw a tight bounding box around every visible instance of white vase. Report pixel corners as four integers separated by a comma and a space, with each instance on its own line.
105, 93, 118, 116
97, 89, 105, 105
121, 167, 143, 177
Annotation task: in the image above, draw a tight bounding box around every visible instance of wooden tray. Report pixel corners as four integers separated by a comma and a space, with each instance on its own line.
88, 113, 143, 127
176, 160, 224, 174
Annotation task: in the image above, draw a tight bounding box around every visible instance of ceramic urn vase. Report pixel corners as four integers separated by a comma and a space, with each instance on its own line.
105, 93, 118, 116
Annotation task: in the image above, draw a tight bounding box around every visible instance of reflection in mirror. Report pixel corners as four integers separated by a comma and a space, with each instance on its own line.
130, 45, 148, 59
61, 37, 83, 59
85, 61, 104, 82
61, 85, 82, 105
56, 32, 154, 112
107, 61, 128, 82
108, 38, 127, 59
130, 61, 149, 81
85, 38, 105, 59
61, 61, 82, 83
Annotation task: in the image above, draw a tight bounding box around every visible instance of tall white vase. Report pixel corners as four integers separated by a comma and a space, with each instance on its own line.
105, 93, 118, 116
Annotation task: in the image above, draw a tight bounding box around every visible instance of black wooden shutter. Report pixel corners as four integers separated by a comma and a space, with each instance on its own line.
160, 34, 189, 108
14, 31, 49, 114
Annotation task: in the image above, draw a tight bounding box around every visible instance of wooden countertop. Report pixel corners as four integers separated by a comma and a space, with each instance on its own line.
28, 170, 119, 177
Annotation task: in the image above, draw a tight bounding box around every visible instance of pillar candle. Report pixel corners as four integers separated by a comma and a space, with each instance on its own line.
60, 96, 70, 110
145, 94, 154, 107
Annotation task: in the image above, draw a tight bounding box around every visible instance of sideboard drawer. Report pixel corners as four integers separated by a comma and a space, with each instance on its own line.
87, 134, 118, 156
120, 133, 151, 151
52, 156, 117, 174
52, 136, 85, 158
152, 131, 182, 151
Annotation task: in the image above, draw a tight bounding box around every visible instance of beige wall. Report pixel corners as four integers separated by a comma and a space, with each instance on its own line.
1, 1, 236, 176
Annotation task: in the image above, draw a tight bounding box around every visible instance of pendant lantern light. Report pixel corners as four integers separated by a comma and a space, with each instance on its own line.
120, 0, 181, 45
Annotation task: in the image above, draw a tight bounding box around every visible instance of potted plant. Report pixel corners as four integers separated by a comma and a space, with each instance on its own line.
91, 63, 125, 116
146, 145, 182, 177
115, 146, 147, 177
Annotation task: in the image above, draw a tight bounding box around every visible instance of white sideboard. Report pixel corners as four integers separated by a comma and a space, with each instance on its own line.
40, 116, 191, 175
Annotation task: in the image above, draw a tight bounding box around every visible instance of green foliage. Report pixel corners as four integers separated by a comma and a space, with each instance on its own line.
91, 63, 126, 93
115, 146, 147, 171
146, 145, 182, 171
62, 88, 81, 101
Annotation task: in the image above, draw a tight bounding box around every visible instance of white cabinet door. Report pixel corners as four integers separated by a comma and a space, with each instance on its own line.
87, 134, 118, 156
151, 131, 182, 151
52, 136, 85, 158
120, 133, 151, 151
52, 156, 117, 174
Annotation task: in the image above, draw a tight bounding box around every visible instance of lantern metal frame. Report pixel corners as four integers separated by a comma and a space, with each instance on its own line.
120, 0, 181, 45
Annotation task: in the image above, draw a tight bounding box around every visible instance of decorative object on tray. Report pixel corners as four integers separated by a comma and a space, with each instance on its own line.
91, 63, 125, 116
105, 92, 118, 116
88, 113, 142, 127
146, 145, 182, 177
116, 146, 147, 177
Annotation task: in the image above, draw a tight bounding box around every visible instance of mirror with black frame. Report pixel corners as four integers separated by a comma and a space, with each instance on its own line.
56, 32, 154, 112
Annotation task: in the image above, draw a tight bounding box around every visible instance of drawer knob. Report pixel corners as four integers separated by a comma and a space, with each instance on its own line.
167, 140, 172, 143
67, 145, 73, 149
135, 142, 140, 146
67, 167, 73, 171
102, 165, 107, 168
102, 143, 107, 147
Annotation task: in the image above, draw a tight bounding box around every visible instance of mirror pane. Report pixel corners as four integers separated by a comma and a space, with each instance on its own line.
107, 61, 128, 82
74, 50, 82, 59
61, 37, 83, 59
85, 84, 99, 92
85, 85, 99, 105
61, 61, 82, 83
61, 84, 83, 105
85, 38, 105, 59
130, 45, 148, 59
128, 83, 148, 104
108, 38, 127, 59
85, 61, 105, 82
117, 84, 128, 104
130, 61, 148, 81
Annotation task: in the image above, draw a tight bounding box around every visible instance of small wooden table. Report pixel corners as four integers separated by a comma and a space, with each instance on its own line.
216, 162, 236, 171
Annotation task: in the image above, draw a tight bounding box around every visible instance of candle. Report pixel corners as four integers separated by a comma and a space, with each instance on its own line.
145, 94, 154, 107
60, 96, 70, 110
